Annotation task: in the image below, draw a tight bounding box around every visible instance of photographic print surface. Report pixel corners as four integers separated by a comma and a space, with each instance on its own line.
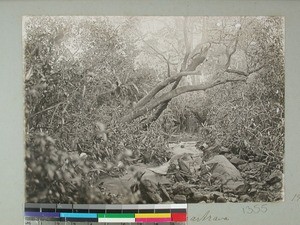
24, 16, 284, 204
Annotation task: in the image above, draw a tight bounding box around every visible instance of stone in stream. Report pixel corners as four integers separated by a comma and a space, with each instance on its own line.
230, 156, 247, 166
205, 155, 247, 193
209, 191, 224, 201
190, 192, 208, 203
134, 171, 162, 203
240, 194, 252, 202
172, 182, 193, 196
158, 182, 171, 201
266, 170, 283, 185
216, 196, 227, 203
178, 156, 191, 174
174, 173, 185, 182
219, 146, 230, 154
174, 194, 187, 203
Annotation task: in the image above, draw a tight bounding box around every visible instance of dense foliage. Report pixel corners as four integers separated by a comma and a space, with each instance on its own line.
24, 16, 284, 203
25, 17, 169, 203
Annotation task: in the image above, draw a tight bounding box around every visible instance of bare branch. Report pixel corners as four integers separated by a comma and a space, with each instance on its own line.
226, 64, 264, 77
225, 68, 248, 77
249, 64, 265, 74
123, 77, 246, 122
225, 29, 241, 69
30, 101, 64, 119
133, 70, 203, 109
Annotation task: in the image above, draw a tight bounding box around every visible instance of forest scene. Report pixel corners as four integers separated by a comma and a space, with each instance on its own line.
24, 16, 284, 204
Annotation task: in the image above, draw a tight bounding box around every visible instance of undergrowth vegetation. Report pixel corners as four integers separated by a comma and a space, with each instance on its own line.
24, 16, 284, 203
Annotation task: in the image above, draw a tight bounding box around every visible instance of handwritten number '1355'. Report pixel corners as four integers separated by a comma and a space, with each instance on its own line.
242, 204, 268, 214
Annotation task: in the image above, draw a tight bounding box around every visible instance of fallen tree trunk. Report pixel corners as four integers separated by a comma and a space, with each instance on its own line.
122, 77, 246, 123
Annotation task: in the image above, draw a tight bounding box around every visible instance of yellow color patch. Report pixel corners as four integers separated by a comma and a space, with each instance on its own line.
135, 213, 171, 218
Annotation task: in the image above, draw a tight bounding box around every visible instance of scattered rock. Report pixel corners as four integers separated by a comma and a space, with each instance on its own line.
178, 157, 191, 174
174, 195, 187, 203
209, 191, 223, 201
227, 180, 249, 194
216, 196, 227, 203
167, 163, 177, 173
266, 170, 283, 185
191, 192, 208, 203
255, 192, 269, 201
135, 172, 163, 203
172, 182, 193, 196
207, 155, 242, 180
203, 144, 221, 160
145, 191, 163, 203
230, 156, 247, 166
148, 161, 171, 175
174, 173, 185, 182
79, 152, 88, 159
272, 181, 283, 191
238, 163, 248, 171
249, 188, 257, 196
158, 183, 171, 201
206, 155, 245, 192
220, 146, 230, 154
224, 153, 233, 159
240, 194, 252, 202
228, 197, 238, 202
196, 142, 208, 150
239, 162, 266, 171
248, 174, 257, 179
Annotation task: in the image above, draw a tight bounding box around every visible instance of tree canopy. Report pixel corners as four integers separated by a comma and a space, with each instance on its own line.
24, 16, 284, 203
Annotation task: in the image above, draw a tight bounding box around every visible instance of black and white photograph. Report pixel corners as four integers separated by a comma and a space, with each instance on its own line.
24, 16, 284, 204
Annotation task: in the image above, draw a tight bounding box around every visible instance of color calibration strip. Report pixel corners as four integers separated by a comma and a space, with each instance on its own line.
24, 203, 187, 223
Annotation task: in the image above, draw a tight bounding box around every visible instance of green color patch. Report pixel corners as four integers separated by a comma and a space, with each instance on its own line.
97, 213, 135, 218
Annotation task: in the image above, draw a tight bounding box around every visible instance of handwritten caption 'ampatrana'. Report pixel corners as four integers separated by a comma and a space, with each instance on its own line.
190, 210, 230, 222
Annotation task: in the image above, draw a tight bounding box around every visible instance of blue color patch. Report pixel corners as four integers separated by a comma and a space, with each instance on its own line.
60, 213, 97, 218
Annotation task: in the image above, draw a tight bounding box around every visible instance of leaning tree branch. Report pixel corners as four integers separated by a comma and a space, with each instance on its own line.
133, 70, 203, 109
131, 17, 210, 123
143, 17, 196, 125
133, 47, 210, 111
144, 73, 182, 126
122, 76, 246, 123
134, 38, 210, 110
226, 64, 265, 77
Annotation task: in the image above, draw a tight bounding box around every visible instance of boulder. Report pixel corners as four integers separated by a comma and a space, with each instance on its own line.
230, 156, 247, 166
216, 196, 227, 203
266, 170, 283, 185
206, 155, 246, 192
240, 194, 252, 202
191, 192, 208, 203
209, 191, 224, 201
174, 195, 187, 203
206, 155, 243, 180
219, 146, 230, 154
226, 180, 248, 194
